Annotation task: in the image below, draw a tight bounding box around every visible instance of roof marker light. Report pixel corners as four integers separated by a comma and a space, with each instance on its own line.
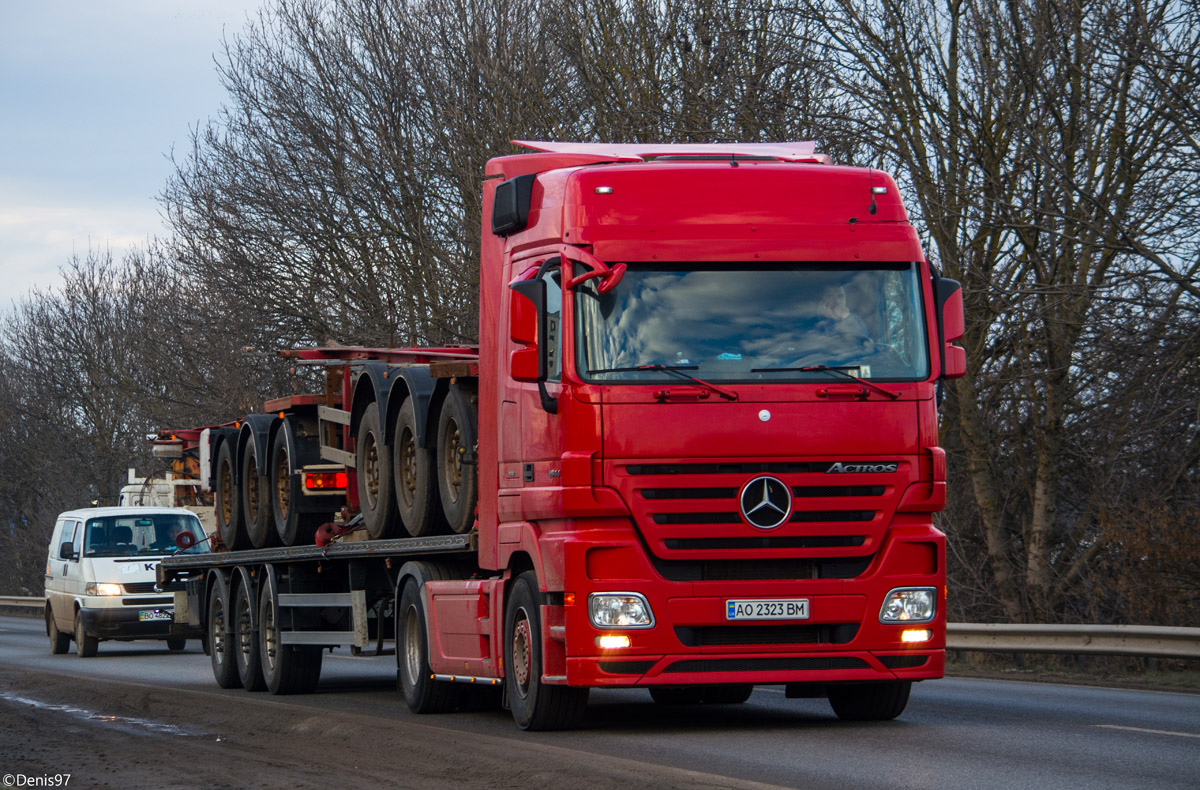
871, 186, 888, 194
595, 186, 613, 194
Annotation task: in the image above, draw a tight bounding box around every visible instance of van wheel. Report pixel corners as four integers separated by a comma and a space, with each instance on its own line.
167, 637, 187, 651
74, 612, 97, 658
208, 583, 240, 688
47, 606, 70, 654
393, 398, 445, 537
437, 385, 478, 534
357, 408, 398, 539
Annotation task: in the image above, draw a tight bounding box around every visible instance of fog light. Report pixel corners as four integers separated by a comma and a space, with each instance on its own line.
596, 634, 632, 649
879, 587, 937, 623
588, 592, 654, 628
902, 629, 932, 643
86, 583, 122, 596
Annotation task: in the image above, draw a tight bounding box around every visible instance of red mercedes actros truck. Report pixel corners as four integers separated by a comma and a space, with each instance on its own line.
157, 141, 966, 730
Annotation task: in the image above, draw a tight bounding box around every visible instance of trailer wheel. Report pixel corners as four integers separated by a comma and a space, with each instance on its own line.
827, 681, 911, 721
47, 605, 70, 654
397, 577, 460, 713
242, 441, 278, 548
505, 572, 588, 730
233, 581, 266, 691
208, 583, 240, 689
215, 441, 250, 550
270, 431, 324, 546
74, 612, 97, 658
436, 385, 478, 534
357, 408, 398, 539
258, 582, 322, 694
393, 398, 444, 537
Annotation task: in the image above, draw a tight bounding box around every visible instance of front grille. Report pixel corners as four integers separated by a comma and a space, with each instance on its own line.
122, 597, 172, 606
675, 624, 859, 647
628, 462, 836, 475
651, 555, 873, 581
642, 488, 738, 500
664, 536, 865, 550
124, 581, 185, 594
879, 654, 929, 669
652, 511, 875, 526
664, 656, 869, 673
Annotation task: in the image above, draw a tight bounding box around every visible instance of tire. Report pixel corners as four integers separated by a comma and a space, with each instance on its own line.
47, 606, 70, 654
827, 681, 911, 721
208, 583, 240, 689
233, 580, 266, 691
505, 571, 588, 730
167, 637, 187, 651
258, 581, 322, 694
397, 577, 461, 713
74, 612, 97, 658
215, 441, 250, 550
436, 385, 478, 534
242, 440, 277, 548
649, 687, 704, 705
702, 684, 754, 704
393, 398, 444, 537
357, 408, 398, 539
270, 429, 324, 546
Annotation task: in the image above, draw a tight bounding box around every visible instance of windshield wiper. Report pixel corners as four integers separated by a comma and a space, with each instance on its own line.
588, 364, 738, 401
750, 365, 901, 400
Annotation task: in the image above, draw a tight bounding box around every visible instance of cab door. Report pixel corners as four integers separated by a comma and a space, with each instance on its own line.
517, 260, 566, 519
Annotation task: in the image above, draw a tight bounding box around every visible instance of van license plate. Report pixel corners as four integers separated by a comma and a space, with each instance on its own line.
139, 609, 171, 622
726, 599, 809, 621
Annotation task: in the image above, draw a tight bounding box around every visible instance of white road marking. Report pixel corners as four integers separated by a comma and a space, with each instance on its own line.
1095, 724, 1200, 739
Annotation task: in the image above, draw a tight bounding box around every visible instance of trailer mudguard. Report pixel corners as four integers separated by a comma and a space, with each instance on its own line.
208, 427, 240, 487
385, 365, 439, 449
239, 414, 277, 477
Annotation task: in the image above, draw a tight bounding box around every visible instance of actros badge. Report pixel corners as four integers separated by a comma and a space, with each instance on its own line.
739, 475, 792, 530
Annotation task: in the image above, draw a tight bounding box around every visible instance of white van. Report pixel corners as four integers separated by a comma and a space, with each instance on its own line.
44, 507, 209, 656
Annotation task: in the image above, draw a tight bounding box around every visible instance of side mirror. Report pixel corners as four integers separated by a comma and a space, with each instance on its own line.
510, 278, 546, 383
59, 542, 76, 560
936, 278, 966, 379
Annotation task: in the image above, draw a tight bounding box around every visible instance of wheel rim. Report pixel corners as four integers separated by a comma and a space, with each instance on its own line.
441, 419, 463, 504
363, 431, 380, 508
274, 446, 290, 519
246, 450, 260, 521
237, 592, 253, 665
398, 427, 417, 507
512, 606, 532, 696
218, 458, 233, 524
212, 599, 226, 666
262, 598, 277, 672
403, 605, 421, 683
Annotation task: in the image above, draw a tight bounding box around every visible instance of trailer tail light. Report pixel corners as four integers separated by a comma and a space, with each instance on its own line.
304, 471, 348, 492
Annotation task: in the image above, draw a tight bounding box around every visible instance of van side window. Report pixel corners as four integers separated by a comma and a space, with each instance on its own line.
70, 521, 83, 558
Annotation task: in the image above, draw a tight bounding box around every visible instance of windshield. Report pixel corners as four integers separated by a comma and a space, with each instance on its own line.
84, 514, 210, 557
576, 262, 929, 382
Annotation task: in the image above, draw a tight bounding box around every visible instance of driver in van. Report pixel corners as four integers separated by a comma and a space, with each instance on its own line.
149, 521, 188, 552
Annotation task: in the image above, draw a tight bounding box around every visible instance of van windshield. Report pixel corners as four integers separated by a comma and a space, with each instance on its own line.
83, 514, 209, 557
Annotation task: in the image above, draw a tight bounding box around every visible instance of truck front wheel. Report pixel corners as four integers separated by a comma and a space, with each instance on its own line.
504, 572, 588, 730
827, 681, 911, 721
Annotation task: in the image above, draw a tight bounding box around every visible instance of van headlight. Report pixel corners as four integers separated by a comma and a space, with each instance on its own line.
85, 583, 122, 596
879, 587, 936, 623
588, 593, 654, 628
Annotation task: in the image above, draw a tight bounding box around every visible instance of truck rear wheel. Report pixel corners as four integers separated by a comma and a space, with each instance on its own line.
233, 581, 266, 691
47, 605, 70, 654
208, 583, 240, 688
437, 385, 478, 534
393, 398, 444, 537
357, 408, 398, 539
505, 571, 588, 730
215, 441, 250, 550
258, 581, 322, 694
242, 441, 278, 548
827, 681, 911, 721
270, 432, 324, 546
396, 577, 460, 713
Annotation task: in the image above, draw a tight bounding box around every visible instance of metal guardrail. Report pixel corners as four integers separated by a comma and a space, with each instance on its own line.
1, 595, 1195, 658
947, 623, 1200, 659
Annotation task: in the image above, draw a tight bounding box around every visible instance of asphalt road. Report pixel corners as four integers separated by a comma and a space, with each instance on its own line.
2, 615, 1197, 789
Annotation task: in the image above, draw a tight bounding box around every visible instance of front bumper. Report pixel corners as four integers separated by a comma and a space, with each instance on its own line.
78, 602, 203, 640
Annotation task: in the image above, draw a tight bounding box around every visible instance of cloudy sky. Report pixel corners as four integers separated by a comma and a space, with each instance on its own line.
0, 0, 264, 308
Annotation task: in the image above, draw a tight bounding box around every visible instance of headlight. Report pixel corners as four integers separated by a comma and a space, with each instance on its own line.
588, 592, 654, 628
879, 587, 936, 623
85, 582, 122, 596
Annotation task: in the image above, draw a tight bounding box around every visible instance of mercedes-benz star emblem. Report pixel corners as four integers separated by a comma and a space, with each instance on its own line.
739, 476, 792, 530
